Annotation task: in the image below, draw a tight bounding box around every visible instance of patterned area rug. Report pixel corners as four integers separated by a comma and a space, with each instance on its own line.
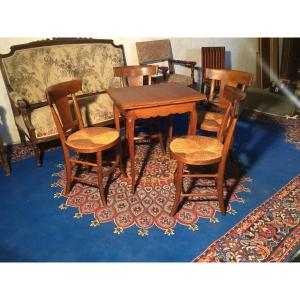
243, 110, 300, 149
194, 173, 300, 262
51, 143, 251, 236
7, 142, 60, 162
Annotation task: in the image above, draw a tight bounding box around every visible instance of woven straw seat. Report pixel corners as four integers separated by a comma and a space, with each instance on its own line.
169, 97, 241, 217
170, 135, 223, 165
200, 112, 223, 132
200, 69, 252, 134
67, 127, 119, 152
46, 79, 125, 206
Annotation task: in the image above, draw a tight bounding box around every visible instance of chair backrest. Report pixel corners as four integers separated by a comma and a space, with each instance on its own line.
136, 39, 173, 64
219, 112, 238, 173
201, 47, 225, 83
46, 79, 83, 142
217, 101, 235, 142
216, 86, 245, 174
113, 65, 158, 87
205, 68, 253, 105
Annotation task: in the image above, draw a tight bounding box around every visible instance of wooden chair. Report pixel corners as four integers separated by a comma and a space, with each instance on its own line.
200, 68, 253, 133
169, 98, 239, 217
46, 79, 124, 206
136, 39, 196, 87
201, 47, 225, 93
113, 65, 165, 153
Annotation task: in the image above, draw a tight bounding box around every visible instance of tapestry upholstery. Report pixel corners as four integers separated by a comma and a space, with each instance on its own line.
0, 39, 126, 149
2, 43, 125, 104
14, 93, 115, 139
167, 74, 192, 86
136, 39, 173, 64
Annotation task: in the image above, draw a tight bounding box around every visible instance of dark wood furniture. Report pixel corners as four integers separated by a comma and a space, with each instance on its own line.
107, 83, 206, 192
0, 38, 126, 167
113, 65, 158, 87
201, 47, 225, 92
169, 100, 239, 217
113, 65, 164, 152
46, 79, 125, 206
257, 38, 279, 88
0, 137, 10, 175
200, 68, 252, 133
136, 39, 196, 87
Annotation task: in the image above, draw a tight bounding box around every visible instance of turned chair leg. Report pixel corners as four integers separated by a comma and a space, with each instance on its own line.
96, 151, 106, 207
171, 161, 184, 216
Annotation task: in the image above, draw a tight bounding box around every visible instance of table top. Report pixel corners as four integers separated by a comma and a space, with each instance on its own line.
107, 83, 206, 110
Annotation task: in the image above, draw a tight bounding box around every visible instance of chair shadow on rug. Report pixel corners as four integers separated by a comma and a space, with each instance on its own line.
235, 114, 284, 173
133, 140, 158, 190
170, 143, 248, 216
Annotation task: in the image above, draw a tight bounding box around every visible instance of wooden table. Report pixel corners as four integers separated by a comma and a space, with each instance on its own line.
107, 83, 206, 192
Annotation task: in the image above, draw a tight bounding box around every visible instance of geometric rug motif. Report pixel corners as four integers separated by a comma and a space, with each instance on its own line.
193, 173, 300, 262
51, 143, 252, 236
8, 143, 60, 162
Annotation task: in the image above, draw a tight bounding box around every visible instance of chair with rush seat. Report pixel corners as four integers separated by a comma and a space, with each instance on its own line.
46, 79, 124, 207
113, 65, 165, 153
169, 93, 240, 216
200, 68, 252, 134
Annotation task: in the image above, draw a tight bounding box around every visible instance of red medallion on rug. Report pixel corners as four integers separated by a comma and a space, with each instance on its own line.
194, 174, 300, 262
52, 143, 251, 236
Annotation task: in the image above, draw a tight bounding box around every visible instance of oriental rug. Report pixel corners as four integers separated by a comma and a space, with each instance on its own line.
194, 173, 300, 262
51, 143, 251, 236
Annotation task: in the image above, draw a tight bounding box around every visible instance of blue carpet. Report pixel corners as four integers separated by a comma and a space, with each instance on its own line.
0, 116, 299, 262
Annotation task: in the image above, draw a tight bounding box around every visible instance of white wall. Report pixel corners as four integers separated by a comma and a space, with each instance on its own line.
0, 37, 258, 144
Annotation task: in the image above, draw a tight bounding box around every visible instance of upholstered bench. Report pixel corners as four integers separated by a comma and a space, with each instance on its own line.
0, 38, 126, 166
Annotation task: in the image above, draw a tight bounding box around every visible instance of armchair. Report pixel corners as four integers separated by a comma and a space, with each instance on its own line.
136, 39, 196, 87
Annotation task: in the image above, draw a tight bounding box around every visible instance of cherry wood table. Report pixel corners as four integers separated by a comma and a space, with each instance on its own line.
107, 83, 206, 192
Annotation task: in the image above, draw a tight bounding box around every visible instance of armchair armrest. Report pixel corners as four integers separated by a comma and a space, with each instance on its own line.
158, 66, 169, 81
9, 91, 23, 106
169, 59, 197, 85
8, 91, 35, 134
17, 99, 35, 132
170, 59, 196, 69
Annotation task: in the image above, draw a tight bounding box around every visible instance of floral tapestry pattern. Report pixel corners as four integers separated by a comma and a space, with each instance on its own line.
2, 43, 125, 104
